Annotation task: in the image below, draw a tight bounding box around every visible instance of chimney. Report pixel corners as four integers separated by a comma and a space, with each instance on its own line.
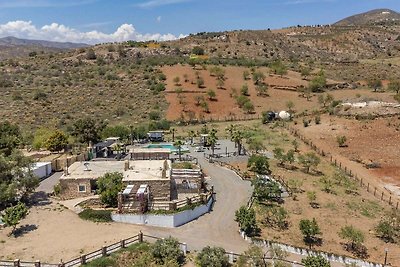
64, 162, 68, 176
124, 160, 129, 171
163, 159, 169, 170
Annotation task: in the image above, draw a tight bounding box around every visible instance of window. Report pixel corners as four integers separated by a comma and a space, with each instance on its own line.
78, 184, 87, 192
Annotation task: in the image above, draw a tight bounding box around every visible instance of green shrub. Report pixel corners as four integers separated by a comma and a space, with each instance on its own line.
78, 209, 112, 222
97, 172, 123, 207
196, 246, 229, 267
151, 237, 184, 265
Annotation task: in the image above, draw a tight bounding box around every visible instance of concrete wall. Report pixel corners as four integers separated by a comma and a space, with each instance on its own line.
32, 162, 52, 180
112, 196, 213, 228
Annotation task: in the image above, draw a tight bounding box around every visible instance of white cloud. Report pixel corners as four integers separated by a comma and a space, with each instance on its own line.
0, 20, 184, 44
156, 16, 162, 23
136, 0, 191, 9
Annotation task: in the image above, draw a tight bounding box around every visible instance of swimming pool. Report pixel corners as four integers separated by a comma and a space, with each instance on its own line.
144, 143, 189, 153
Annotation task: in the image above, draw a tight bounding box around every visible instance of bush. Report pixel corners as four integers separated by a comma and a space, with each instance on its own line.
192, 46, 205, 55
196, 246, 229, 267
315, 115, 321, 124
149, 111, 161, 120
33, 90, 47, 101
97, 172, 124, 207
78, 209, 112, 222
301, 255, 330, 267
247, 154, 270, 175
151, 237, 184, 265
86, 48, 97, 60
337, 135, 347, 147
236, 95, 250, 108
235, 206, 258, 236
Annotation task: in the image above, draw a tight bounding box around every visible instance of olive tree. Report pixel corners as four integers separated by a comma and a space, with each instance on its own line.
96, 172, 124, 207
2, 202, 29, 236
299, 218, 322, 249
196, 246, 229, 267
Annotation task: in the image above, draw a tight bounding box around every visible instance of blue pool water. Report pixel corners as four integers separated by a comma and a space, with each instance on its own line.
144, 143, 189, 153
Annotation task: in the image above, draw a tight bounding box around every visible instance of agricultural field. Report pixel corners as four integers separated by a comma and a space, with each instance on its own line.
222, 122, 400, 265
161, 64, 398, 122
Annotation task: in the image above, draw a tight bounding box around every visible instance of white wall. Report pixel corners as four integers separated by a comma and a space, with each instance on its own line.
112, 196, 214, 228
32, 162, 52, 180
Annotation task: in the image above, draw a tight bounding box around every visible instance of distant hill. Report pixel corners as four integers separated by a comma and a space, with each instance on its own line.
0, 36, 89, 60
334, 9, 400, 26
0, 36, 89, 49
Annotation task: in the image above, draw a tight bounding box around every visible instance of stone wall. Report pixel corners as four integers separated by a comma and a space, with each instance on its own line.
59, 178, 94, 199
125, 179, 172, 201
131, 152, 169, 160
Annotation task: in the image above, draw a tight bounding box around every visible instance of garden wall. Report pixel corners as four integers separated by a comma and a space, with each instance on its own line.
112, 196, 213, 227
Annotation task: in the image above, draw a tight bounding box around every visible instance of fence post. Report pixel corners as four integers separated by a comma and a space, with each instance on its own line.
139, 231, 143, 243
121, 239, 126, 249
80, 254, 86, 265
102, 246, 107, 257
13, 259, 20, 267
381, 192, 384, 201
228, 252, 234, 264
367, 183, 369, 192
181, 243, 188, 256
34, 261, 41, 267
374, 187, 377, 196
360, 178, 363, 186
389, 196, 392, 205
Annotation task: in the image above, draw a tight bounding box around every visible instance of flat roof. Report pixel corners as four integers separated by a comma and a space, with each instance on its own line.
60, 160, 172, 182
61, 161, 125, 180
123, 160, 171, 182
33, 162, 52, 168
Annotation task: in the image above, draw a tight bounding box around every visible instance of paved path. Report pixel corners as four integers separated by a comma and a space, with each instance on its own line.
36, 172, 63, 194
140, 145, 253, 253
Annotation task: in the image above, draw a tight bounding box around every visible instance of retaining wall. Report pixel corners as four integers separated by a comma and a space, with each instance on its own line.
112, 196, 213, 227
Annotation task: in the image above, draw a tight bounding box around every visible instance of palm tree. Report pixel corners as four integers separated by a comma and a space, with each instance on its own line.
188, 130, 196, 145
208, 129, 218, 156
225, 124, 236, 137
171, 128, 176, 142
174, 140, 184, 161
226, 124, 244, 155
231, 129, 245, 155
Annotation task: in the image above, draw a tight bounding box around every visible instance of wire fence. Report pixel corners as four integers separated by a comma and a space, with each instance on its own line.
286, 125, 399, 210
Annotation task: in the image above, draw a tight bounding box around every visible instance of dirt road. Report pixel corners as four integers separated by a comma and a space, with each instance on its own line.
0, 149, 252, 262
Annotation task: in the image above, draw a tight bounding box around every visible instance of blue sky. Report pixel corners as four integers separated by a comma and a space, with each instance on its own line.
0, 0, 398, 43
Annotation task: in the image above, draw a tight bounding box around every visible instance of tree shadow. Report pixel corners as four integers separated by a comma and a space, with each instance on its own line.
29, 191, 52, 207
13, 224, 38, 237
304, 237, 323, 249
341, 242, 369, 259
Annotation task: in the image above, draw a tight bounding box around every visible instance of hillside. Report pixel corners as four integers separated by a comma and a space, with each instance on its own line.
334, 9, 400, 26
173, 24, 400, 63
2, 9, 400, 129
0, 36, 89, 60
0, 46, 168, 130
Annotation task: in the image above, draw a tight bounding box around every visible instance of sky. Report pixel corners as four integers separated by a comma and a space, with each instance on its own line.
0, 0, 398, 44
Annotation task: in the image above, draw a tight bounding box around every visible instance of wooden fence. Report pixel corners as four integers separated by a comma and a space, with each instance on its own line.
286, 126, 399, 210
50, 153, 89, 172
0, 231, 306, 267
173, 114, 262, 125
